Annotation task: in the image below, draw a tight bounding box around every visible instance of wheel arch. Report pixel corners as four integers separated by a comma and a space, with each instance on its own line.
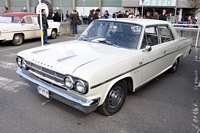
13, 33, 24, 39
98, 75, 134, 106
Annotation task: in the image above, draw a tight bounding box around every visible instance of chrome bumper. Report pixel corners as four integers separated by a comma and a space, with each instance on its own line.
16, 69, 100, 113
0, 37, 5, 41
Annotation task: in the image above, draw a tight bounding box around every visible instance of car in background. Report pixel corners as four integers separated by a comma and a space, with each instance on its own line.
0, 12, 60, 46
16, 18, 192, 115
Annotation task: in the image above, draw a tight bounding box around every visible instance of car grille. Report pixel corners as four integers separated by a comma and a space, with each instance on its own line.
26, 61, 66, 87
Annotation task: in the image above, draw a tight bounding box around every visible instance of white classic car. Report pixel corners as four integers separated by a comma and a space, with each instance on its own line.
0, 12, 60, 46
16, 18, 192, 115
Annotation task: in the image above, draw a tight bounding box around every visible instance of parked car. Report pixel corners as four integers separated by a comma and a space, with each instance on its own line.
0, 12, 60, 46
16, 18, 192, 115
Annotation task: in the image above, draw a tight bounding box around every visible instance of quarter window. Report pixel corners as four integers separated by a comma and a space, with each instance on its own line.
158, 26, 174, 43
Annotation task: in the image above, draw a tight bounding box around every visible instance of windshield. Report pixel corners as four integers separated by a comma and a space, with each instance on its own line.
79, 20, 142, 49
0, 16, 21, 23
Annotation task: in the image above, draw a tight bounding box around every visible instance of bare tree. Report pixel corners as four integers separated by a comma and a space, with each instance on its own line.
185, 0, 200, 17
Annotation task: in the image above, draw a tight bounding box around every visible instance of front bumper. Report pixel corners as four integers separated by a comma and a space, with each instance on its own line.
16, 69, 100, 113
0, 37, 5, 42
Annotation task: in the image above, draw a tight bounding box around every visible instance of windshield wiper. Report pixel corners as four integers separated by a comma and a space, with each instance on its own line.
78, 36, 90, 42
96, 39, 119, 48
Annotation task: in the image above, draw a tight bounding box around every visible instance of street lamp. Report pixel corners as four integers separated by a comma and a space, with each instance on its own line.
141, 0, 144, 19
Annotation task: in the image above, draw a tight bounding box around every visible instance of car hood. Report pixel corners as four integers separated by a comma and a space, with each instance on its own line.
17, 40, 136, 75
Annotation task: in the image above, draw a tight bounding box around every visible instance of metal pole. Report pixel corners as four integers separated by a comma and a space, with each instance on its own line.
83, 0, 85, 16
39, 0, 44, 46
60, 0, 62, 22
195, 26, 200, 48
174, 0, 177, 23
141, 0, 144, 19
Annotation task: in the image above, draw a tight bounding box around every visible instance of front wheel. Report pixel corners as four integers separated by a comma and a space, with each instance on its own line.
97, 80, 127, 116
12, 34, 24, 46
169, 58, 179, 73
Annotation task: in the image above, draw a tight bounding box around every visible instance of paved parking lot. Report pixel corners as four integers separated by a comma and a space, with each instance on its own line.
0, 25, 200, 133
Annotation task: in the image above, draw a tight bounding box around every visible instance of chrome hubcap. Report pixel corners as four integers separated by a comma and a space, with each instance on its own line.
15, 36, 22, 44
108, 86, 123, 108
52, 31, 56, 38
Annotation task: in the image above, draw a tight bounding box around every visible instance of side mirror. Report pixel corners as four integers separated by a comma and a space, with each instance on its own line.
143, 45, 152, 52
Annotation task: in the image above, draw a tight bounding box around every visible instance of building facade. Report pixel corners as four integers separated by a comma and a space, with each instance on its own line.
0, 0, 199, 21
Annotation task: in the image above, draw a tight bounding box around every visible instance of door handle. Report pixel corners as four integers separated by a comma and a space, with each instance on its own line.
162, 50, 166, 54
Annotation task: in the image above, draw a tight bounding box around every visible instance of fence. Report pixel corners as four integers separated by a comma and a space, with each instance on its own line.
172, 24, 200, 47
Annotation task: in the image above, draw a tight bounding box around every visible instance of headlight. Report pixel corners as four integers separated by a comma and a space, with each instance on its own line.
22, 59, 28, 70
75, 80, 88, 94
64, 76, 74, 89
16, 57, 22, 67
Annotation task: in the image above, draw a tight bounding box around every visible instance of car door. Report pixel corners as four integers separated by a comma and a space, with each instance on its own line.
140, 26, 165, 84
21, 16, 38, 39
157, 25, 177, 70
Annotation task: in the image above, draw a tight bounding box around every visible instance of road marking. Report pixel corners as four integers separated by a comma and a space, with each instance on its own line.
193, 70, 200, 132
0, 61, 18, 70
0, 43, 36, 52
0, 76, 29, 92
41, 100, 50, 106
4, 53, 16, 58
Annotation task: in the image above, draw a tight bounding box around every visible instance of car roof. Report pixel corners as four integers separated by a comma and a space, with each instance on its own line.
2, 12, 38, 19
97, 18, 170, 26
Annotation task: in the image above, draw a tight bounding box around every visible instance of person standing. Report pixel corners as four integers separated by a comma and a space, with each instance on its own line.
152, 12, 159, 19
135, 11, 140, 18
69, 10, 79, 34
3, 6, 10, 13
166, 12, 175, 23
159, 9, 167, 21
52, 10, 60, 22
38, 9, 49, 44
102, 10, 109, 19
88, 9, 95, 24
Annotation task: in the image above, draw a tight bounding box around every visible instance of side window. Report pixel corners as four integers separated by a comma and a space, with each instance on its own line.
23, 16, 33, 24
145, 26, 158, 46
158, 26, 174, 43
12, 16, 21, 23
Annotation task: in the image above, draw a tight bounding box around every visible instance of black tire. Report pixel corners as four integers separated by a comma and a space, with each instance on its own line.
78, 20, 82, 25
169, 58, 179, 73
50, 29, 57, 39
12, 34, 24, 46
97, 80, 127, 116
35, 0, 53, 19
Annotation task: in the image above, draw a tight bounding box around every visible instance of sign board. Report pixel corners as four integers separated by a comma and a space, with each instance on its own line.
0, 17, 12, 23
139, 0, 176, 7
36, 3, 49, 17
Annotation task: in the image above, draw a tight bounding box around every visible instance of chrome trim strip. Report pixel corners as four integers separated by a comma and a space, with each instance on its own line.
17, 69, 100, 113
32, 48, 51, 54
90, 44, 191, 89
0, 38, 5, 41
57, 55, 77, 62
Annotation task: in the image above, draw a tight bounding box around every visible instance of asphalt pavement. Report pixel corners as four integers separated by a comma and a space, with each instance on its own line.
0, 24, 200, 133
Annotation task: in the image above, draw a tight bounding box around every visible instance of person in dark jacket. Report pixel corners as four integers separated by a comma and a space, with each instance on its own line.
159, 9, 167, 21
94, 8, 101, 19
102, 10, 109, 19
38, 9, 49, 44
52, 10, 61, 22
88, 9, 96, 25
69, 10, 79, 34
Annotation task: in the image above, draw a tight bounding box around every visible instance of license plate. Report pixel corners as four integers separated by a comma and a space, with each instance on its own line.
37, 86, 49, 98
